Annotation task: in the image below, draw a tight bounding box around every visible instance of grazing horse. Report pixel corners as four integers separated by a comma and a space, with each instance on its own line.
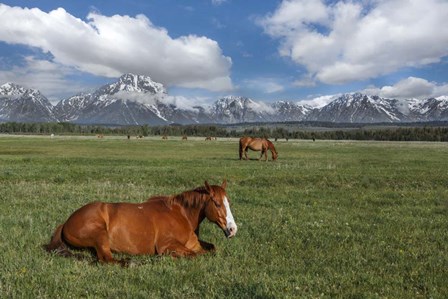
182, 135, 188, 141
162, 135, 168, 140
45, 180, 237, 265
239, 137, 278, 161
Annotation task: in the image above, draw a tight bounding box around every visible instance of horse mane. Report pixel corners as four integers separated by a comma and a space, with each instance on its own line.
167, 187, 211, 209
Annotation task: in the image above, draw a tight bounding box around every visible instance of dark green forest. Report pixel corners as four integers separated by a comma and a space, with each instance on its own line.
1, 121, 448, 141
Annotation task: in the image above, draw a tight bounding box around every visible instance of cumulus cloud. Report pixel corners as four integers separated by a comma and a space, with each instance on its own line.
363, 77, 448, 99
0, 4, 233, 92
259, 0, 448, 85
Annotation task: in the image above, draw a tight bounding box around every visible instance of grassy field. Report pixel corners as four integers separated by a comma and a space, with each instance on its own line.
0, 135, 447, 298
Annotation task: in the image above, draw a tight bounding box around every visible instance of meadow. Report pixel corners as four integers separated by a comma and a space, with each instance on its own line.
0, 135, 447, 298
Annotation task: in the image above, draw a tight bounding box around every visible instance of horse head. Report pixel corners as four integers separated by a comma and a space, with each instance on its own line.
272, 149, 278, 161
267, 140, 278, 161
204, 180, 237, 238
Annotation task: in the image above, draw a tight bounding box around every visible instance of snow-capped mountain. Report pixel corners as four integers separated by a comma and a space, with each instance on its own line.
53, 93, 93, 122
415, 96, 448, 121
272, 100, 312, 121
307, 93, 448, 123
98, 73, 166, 95
56, 83, 314, 125
307, 93, 404, 123
209, 96, 276, 123
0, 83, 57, 122
57, 73, 169, 125
2, 74, 448, 125
207, 97, 312, 123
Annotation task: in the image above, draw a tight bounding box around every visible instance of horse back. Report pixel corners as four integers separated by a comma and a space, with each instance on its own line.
248, 138, 265, 151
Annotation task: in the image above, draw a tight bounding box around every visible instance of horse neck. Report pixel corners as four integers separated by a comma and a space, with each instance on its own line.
263, 139, 271, 150
170, 192, 208, 229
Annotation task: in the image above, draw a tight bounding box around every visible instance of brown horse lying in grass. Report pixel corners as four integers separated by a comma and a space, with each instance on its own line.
45, 180, 237, 265
239, 137, 278, 161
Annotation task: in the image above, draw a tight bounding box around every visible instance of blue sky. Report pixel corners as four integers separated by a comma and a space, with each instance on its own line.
0, 0, 447, 106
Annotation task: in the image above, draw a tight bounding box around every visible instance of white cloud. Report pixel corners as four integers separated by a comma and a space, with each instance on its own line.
247, 100, 276, 114
161, 95, 210, 111
0, 4, 233, 92
211, 0, 228, 6
299, 94, 339, 108
293, 74, 316, 87
259, 0, 448, 85
113, 91, 161, 106
363, 77, 448, 99
434, 83, 448, 97
243, 78, 285, 94
113, 90, 210, 112
0, 56, 88, 102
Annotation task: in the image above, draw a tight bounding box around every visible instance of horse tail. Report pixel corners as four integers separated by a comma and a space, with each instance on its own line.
44, 224, 71, 257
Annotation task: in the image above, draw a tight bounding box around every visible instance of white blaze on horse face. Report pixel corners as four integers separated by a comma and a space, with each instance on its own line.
224, 196, 237, 238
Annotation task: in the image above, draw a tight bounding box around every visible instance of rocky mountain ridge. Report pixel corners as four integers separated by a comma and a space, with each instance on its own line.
1, 74, 448, 125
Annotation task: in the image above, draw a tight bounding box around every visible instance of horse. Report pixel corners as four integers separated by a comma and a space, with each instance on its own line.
182, 135, 188, 140
162, 135, 168, 140
44, 180, 237, 265
239, 137, 278, 161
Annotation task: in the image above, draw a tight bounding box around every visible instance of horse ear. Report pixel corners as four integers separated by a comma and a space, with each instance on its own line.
221, 179, 227, 189
204, 181, 213, 194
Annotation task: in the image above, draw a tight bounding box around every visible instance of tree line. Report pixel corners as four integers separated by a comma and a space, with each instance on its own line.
0, 121, 447, 142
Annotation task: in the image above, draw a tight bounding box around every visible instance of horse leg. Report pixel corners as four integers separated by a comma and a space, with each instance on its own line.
93, 234, 118, 264
92, 234, 129, 267
194, 229, 215, 251
157, 232, 211, 257
199, 240, 216, 252
259, 150, 265, 161
64, 223, 123, 265
244, 148, 249, 160
157, 240, 199, 258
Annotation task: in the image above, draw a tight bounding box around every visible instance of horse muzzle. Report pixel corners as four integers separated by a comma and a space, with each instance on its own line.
225, 223, 238, 238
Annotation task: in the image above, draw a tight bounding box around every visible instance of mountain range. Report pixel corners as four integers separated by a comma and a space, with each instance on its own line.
1, 73, 448, 125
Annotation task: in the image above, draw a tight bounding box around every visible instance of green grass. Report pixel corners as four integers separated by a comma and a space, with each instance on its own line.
0, 135, 447, 298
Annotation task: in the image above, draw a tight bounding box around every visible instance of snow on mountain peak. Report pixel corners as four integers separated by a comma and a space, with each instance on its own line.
110, 73, 166, 95
215, 96, 274, 113
436, 95, 448, 101
0, 82, 27, 96
3, 73, 448, 125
